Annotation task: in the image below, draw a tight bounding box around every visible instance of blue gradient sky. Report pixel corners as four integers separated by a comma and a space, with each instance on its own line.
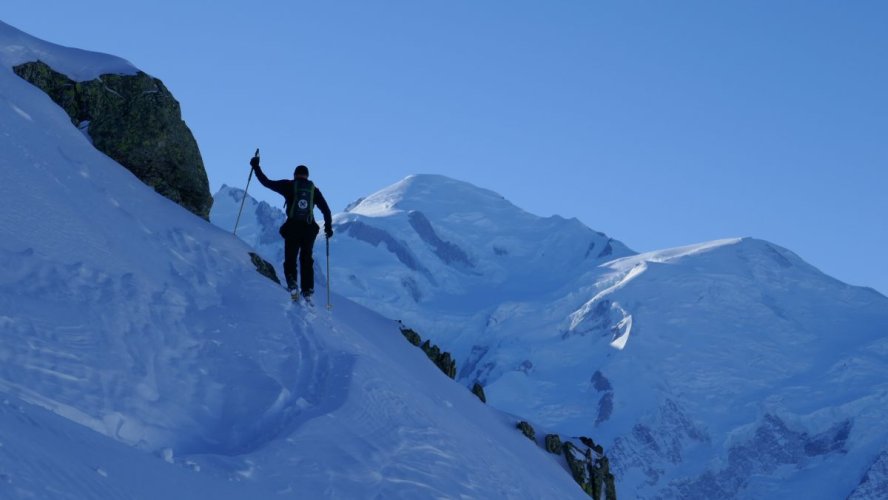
3, 1, 886, 294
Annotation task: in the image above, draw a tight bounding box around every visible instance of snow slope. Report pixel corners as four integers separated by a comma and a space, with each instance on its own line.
0, 20, 588, 499
215, 175, 888, 498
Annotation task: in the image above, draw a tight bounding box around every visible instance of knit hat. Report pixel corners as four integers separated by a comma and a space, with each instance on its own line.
294, 165, 309, 178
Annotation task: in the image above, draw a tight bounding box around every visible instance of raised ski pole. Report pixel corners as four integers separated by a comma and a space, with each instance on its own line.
233, 148, 259, 236
326, 236, 332, 310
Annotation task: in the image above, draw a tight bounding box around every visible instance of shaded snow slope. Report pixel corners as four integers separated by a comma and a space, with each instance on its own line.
215, 176, 888, 498
0, 21, 588, 499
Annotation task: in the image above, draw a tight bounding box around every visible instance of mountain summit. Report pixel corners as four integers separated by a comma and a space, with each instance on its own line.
331, 174, 633, 308
215, 174, 888, 499
346, 173, 548, 218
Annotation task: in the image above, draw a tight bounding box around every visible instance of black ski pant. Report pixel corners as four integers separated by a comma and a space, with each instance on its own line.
280, 221, 319, 292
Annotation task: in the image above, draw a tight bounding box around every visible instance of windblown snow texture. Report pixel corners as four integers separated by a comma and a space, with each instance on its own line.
216, 173, 888, 498
0, 20, 588, 500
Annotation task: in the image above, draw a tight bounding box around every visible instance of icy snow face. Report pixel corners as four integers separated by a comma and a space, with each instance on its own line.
0, 20, 136, 81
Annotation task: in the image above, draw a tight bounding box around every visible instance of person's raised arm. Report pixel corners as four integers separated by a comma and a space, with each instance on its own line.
249, 157, 289, 197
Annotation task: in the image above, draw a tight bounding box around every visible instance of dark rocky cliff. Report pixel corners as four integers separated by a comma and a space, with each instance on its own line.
14, 60, 212, 219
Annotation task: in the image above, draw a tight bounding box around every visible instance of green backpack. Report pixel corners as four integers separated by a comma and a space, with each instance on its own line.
288, 179, 315, 223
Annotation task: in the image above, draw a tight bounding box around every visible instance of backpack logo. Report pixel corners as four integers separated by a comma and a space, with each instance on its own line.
298, 199, 309, 210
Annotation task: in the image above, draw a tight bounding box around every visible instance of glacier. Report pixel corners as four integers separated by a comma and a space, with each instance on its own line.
214, 172, 888, 498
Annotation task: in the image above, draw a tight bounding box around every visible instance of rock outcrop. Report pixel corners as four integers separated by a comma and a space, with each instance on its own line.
471, 382, 487, 403
515, 421, 617, 500
563, 438, 617, 500
249, 252, 281, 285
545, 434, 562, 454
517, 421, 536, 441
398, 324, 457, 379
14, 60, 212, 219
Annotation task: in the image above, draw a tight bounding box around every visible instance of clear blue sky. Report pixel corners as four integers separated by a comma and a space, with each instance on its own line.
3, 1, 886, 294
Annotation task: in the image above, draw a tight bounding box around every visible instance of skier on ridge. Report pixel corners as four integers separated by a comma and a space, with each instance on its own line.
250, 156, 333, 299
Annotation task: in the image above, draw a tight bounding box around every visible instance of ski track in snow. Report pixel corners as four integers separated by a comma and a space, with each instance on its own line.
0, 223, 348, 459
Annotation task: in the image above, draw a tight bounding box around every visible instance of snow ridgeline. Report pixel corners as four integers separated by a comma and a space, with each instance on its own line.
0, 20, 592, 499
215, 171, 888, 499
0, 20, 136, 80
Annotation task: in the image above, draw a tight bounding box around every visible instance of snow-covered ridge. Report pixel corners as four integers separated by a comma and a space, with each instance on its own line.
0, 20, 136, 80
603, 237, 744, 270
215, 173, 888, 499
1, 21, 589, 499
218, 173, 634, 316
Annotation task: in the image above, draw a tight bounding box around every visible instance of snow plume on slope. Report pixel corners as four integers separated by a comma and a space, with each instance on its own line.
566, 238, 746, 347
0, 22, 588, 499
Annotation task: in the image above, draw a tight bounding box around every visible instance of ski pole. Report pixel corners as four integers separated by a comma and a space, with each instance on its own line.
233, 148, 259, 236
326, 236, 332, 310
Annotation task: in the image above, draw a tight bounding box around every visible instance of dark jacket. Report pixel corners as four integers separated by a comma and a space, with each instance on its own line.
253, 165, 333, 230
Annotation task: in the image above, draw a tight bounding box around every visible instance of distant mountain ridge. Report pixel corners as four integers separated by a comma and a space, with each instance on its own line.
213, 175, 888, 499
